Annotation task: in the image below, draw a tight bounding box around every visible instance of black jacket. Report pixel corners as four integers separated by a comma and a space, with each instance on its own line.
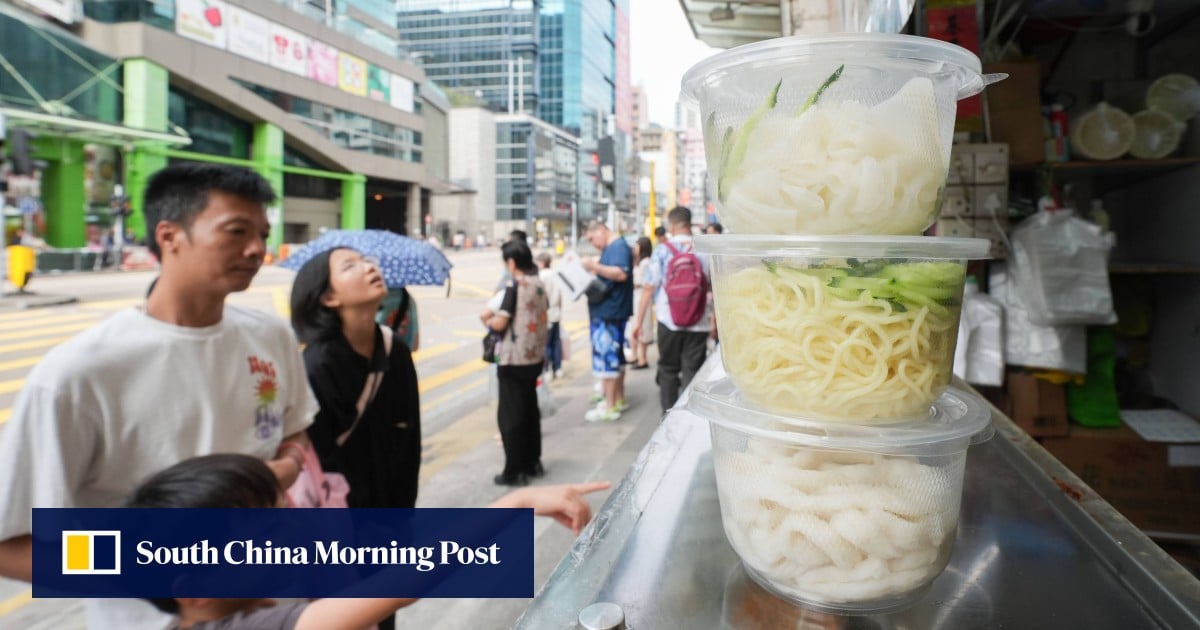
302, 326, 422, 508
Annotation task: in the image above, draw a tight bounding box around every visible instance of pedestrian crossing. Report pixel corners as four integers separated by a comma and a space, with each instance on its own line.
0, 297, 591, 428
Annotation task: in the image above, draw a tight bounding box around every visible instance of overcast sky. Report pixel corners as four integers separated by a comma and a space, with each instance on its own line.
629, 0, 718, 128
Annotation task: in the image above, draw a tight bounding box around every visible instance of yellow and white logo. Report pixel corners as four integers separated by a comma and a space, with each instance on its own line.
62, 531, 121, 575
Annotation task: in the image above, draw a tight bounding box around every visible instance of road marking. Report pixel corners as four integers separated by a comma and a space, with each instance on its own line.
0, 312, 96, 331
418, 358, 489, 394
0, 589, 31, 616
0, 322, 93, 342
452, 280, 497, 298
0, 310, 53, 323
0, 409, 9, 425
420, 375, 487, 414
0, 378, 23, 395
0, 336, 74, 355
79, 297, 142, 310
410, 342, 460, 363
452, 329, 482, 338
419, 407, 495, 481
0, 355, 43, 373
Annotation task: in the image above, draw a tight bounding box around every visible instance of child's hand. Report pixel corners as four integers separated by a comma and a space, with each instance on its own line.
491, 481, 612, 535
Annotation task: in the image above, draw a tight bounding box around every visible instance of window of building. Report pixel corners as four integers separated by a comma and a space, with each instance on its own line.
167, 86, 250, 158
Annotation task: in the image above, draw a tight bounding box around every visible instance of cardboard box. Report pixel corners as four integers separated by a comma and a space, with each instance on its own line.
1007, 372, 1070, 437
1042, 425, 1200, 534
984, 61, 1043, 166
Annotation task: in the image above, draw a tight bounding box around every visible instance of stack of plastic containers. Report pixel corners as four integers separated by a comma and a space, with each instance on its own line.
679, 34, 1001, 614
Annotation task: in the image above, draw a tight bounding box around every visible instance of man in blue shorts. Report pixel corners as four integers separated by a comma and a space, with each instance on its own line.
582, 220, 633, 422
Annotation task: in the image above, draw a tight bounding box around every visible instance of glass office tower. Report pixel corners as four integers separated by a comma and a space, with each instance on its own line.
396, 0, 539, 115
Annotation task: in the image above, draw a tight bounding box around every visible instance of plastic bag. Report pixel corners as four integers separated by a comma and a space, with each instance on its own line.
1010, 209, 1117, 326
990, 261, 1087, 374
286, 442, 350, 508
953, 280, 1005, 386
537, 378, 557, 417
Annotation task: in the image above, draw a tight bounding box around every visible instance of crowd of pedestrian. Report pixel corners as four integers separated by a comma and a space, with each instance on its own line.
0, 164, 608, 630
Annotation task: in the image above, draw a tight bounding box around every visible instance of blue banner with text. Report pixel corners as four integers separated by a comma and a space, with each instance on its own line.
33, 508, 534, 599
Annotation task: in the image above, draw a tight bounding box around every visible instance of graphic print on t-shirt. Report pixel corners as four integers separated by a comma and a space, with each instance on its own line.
248, 356, 282, 440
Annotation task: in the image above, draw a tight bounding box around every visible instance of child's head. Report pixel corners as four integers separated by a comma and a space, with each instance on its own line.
290, 246, 387, 343
125, 454, 282, 615
125, 453, 281, 510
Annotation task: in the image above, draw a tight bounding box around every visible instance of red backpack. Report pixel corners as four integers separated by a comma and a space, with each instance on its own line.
662, 241, 709, 327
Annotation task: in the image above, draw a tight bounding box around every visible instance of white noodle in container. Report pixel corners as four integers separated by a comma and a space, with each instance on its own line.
680, 34, 1001, 236
687, 366, 993, 614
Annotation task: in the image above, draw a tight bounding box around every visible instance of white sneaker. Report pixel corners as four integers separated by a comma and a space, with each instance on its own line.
584, 407, 621, 423
554, 369, 564, 379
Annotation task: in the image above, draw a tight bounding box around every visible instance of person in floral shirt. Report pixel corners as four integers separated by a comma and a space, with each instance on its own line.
480, 240, 549, 486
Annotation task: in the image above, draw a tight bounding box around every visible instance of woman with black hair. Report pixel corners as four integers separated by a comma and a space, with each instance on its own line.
290, 248, 422, 514
480, 240, 550, 486
630, 236, 655, 370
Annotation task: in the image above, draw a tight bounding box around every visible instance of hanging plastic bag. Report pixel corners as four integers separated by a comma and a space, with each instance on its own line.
953, 278, 1005, 386
1010, 208, 1117, 326
537, 377, 557, 417
990, 261, 1087, 374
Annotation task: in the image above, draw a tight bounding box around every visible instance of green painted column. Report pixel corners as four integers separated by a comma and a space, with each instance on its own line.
251, 123, 285, 252
340, 175, 367, 230
38, 139, 87, 248
123, 59, 170, 240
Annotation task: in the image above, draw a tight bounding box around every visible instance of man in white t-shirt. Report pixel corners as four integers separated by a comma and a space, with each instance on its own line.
630, 206, 714, 412
0, 164, 318, 629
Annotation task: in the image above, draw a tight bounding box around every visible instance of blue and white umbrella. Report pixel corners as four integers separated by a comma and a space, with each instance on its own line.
278, 229, 452, 287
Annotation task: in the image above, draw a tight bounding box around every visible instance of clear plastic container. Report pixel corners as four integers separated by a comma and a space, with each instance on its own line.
679, 34, 999, 236
696, 234, 991, 421
687, 373, 993, 614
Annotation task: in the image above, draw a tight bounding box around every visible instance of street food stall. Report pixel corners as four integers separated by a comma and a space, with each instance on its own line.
517, 358, 1200, 628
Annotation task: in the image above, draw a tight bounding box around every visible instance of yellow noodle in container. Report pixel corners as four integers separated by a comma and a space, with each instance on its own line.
696, 235, 989, 422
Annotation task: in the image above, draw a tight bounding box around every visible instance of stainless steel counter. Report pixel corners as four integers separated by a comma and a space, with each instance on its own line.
517, 360, 1200, 629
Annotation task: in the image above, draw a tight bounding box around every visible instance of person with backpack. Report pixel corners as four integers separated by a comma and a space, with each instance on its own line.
630, 206, 713, 412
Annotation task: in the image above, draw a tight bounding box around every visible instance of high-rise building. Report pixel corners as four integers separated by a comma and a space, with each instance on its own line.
397, 0, 630, 234
1, 0, 428, 255
630, 85, 649, 152
676, 102, 709, 220
639, 125, 677, 211
396, 1, 538, 115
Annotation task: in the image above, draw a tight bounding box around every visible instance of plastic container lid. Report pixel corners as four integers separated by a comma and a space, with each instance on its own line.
680, 33, 991, 103
687, 365, 994, 456
693, 234, 992, 260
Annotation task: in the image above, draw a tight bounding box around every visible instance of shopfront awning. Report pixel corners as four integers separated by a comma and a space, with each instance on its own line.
0, 106, 191, 147
677, 0, 783, 49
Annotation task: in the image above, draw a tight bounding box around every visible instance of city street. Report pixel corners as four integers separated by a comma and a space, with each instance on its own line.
0, 248, 667, 629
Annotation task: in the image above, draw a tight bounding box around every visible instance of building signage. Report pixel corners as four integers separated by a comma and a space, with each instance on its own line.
175, 0, 227, 49
367, 66, 390, 103
307, 41, 339, 87
338, 52, 368, 97
390, 75, 415, 113
268, 23, 310, 77
18, 0, 82, 24
226, 5, 271, 64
